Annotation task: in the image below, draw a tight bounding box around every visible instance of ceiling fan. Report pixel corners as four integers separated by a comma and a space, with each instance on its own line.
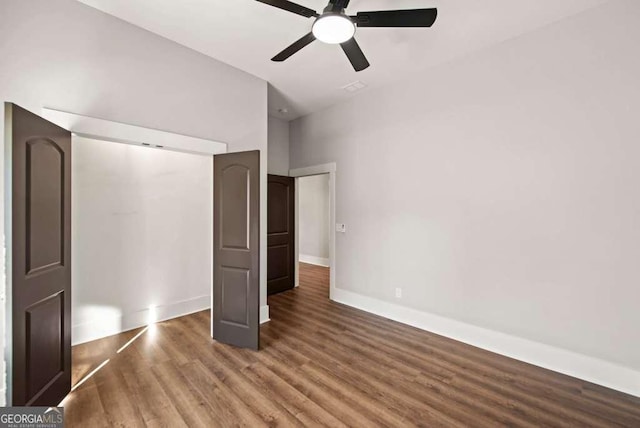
256, 0, 438, 72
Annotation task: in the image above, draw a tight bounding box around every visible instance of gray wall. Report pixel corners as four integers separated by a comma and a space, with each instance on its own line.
290, 1, 640, 373
299, 174, 330, 265
268, 115, 290, 175
0, 0, 268, 403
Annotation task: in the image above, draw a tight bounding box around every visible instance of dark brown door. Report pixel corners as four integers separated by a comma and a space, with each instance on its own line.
6, 103, 72, 406
267, 175, 295, 295
212, 150, 260, 350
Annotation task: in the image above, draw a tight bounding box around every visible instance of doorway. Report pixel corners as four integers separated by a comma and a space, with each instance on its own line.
297, 174, 331, 296
298, 174, 330, 268
290, 163, 337, 300
71, 136, 213, 344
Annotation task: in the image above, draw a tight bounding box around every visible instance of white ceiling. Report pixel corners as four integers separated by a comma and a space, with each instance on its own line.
77, 0, 608, 120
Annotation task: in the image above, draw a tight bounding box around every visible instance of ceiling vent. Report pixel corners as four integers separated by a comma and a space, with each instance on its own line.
342, 80, 367, 93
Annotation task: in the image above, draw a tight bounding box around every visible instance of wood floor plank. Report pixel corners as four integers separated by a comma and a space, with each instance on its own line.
241, 362, 349, 428
95, 365, 147, 428
254, 345, 389, 427
64, 384, 110, 428
151, 361, 221, 428
258, 331, 412, 427
63, 262, 640, 427
198, 353, 302, 427
121, 366, 188, 427
181, 359, 268, 427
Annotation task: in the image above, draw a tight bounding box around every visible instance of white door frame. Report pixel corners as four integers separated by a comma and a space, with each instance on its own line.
289, 163, 336, 300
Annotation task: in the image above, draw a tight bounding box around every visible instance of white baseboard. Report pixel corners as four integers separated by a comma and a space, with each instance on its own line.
260, 304, 270, 324
299, 254, 330, 267
72, 295, 210, 345
332, 288, 640, 398
74, 300, 271, 344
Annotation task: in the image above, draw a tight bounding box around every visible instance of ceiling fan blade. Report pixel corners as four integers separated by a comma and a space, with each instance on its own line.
255, 0, 318, 18
272, 33, 316, 62
330, 0, 351, 12
355, 8, 438, 27
340, 38, 370, 72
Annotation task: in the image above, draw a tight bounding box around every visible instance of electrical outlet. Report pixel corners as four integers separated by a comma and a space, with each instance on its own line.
395, 288, 402, 299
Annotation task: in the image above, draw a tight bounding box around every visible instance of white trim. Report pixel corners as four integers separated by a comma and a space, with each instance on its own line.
299, 254, 330, 267
3, 104, 14, 407
294, 179, 300, 287
72, 295, 210, 346
41, 108, 227, 156
260, 305, 270, 324
290, 163, 337, 300
333, 288, 640, 398
290, 162, 336, 176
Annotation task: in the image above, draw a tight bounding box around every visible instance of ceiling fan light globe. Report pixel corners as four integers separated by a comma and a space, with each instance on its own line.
312, 14, 356, 44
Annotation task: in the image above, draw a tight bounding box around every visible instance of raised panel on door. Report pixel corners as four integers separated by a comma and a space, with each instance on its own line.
6, 103, 72, 406
221, 267, 250, 326
25, 293, 64, 400
268, 181, 289, 233
213, 151, 260, 350
26, 138, 65, 275
267, 175, 295, 295
221, 165, 250, 250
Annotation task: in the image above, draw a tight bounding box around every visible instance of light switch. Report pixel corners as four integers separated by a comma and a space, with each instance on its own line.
336, 223, 346, 233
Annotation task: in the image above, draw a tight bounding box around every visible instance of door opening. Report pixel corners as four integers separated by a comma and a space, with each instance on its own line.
296, 174, 331, 297
289, 163, 337, 301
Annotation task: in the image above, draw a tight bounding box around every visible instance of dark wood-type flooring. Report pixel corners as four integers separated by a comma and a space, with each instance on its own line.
64, 263, 640, 427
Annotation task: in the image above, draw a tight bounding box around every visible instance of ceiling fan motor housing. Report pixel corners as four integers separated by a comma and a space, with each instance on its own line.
312, 11, 356, 44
